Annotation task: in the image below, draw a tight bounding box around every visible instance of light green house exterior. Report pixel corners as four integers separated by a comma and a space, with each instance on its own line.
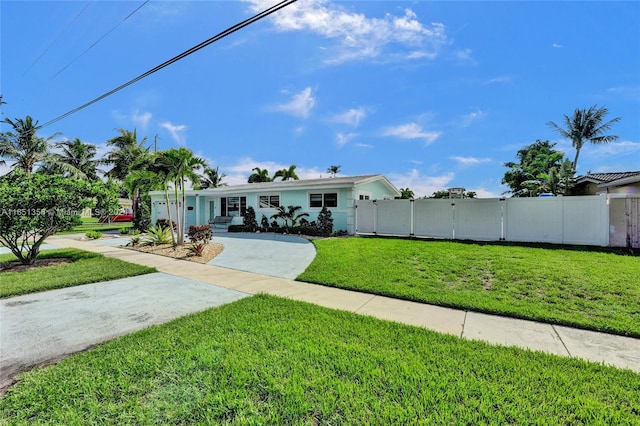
149, 174, 400, 234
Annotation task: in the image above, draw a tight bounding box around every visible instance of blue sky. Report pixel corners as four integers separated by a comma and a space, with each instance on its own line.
2, 0, 639, 197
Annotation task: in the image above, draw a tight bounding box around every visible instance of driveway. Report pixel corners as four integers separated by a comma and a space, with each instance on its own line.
0, 273, 248, 390
208, 233, 317, 279
1, 233, 316, 390
90, 232, 317, 280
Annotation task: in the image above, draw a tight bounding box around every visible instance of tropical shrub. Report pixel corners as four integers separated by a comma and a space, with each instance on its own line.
261, 214, 270, 230
85, 231, 102, 239
187, 225, 213, 243
127, 236, 141, 247
0, 172, 92, 264
316, 206, 334, 236
243, 206, 258, 228
186, 242, 206, 257
143, 225, 172, 246
156, 219, 177, 231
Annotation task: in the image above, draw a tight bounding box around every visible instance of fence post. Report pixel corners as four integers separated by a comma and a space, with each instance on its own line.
410, 198, 415, 237
373, 199, 378, 235
451, 202, 456, 240
499, 198, 506, 240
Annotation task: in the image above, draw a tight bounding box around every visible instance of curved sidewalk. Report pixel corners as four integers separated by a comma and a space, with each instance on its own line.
45, 236, 640, 373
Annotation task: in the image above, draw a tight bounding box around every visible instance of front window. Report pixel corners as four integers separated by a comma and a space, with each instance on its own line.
221, 196, 246, 217
310, 192, 337, 208
259, 194, 280, 209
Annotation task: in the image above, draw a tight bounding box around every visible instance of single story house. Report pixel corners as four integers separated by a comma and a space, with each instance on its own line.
149, 174, 400, 234
573, 171, 640, 195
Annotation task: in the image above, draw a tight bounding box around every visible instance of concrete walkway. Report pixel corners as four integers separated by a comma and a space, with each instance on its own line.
43, 235, 640, 373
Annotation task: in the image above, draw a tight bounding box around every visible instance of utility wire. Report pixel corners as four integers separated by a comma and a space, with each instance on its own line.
41, 0, 297, 129
24, 1, 93, 75
51, 0, 150, 80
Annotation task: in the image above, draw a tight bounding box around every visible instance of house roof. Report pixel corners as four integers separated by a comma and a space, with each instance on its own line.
152, 174, 401, 197
576, 171, 640, 184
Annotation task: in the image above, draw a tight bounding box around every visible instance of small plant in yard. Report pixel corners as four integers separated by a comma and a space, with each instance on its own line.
142, 225, 172, 246
187, 225, 212, 243
186, 242, 206, 257
119, 227, 140, 235
127, 236, 141, 247
156, 219, 177, 231
85, 230, 102, 239
261, 214, 270, 231
243, 206, 259, 229
316, 206, 334, 236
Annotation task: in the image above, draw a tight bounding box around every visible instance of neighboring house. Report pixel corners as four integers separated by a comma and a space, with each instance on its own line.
149, 174, 400, 234
573, 171, 640, 195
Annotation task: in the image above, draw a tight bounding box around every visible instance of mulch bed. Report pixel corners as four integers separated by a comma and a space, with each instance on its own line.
0, 258, 73, 273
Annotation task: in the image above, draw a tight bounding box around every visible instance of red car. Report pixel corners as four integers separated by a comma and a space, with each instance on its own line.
110, 214, 133, 222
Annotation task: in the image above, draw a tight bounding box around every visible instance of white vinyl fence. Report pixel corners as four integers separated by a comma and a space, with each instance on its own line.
355, 196, 611, 246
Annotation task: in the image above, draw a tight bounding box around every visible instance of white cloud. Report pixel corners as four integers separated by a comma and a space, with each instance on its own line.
466, 187, 503, 198
387, 169, 455, 198
606, 85, 640, 99
131, 110, 152, 130
160, 121, 188, 146
247, 0, 449, 64
273, 87, 315, 119
336, 132, 357, 147
462, 109, 486, 127
453, 48, 473, 62
450, 156, 492, 166
552, 43, 563, 48
331, 107, 366, 127
222, 157, 324, 184
381, 122, 441, 144
584, 140, 640, 157
482, 76, 513, 85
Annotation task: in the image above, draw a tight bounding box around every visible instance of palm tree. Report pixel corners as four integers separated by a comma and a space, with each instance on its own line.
48, 138, 100, 180
273, 164, 299, 181
327, 165, 341, 177
248, 167, 272, 183
199, 166, 227, 189
0, 116, 58, 175
155, 147, 206, 245
271, 205, 309, 229
400, 188, 414, 199
547, 105, 621, 173
103, 128, 149, 181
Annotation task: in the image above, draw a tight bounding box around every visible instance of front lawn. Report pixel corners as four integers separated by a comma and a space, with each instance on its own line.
1, 295, 637, 424
0, 249, 156, 298
297, 238, 640, 337
55, 222, 128, 235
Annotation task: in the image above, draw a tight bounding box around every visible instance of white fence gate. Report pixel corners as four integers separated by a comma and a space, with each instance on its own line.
355, 196, 611, 247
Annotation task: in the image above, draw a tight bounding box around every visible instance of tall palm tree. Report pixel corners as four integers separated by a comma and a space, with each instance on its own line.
547, 105, 621, 173
273, 164, 299, 181
199, 166, 227, 189
0, 116, 58, 175
248, 167, 272, 183
155, 147, 206, 245
48, 138, 100, 180
327, 165, 341, 177
103, 128, 149, 181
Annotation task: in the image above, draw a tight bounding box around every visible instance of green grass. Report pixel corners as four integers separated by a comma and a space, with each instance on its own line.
56, 222, 128, 235
298, 238, 640, 337
0, 296, 637, 424
0, 249, 156, 298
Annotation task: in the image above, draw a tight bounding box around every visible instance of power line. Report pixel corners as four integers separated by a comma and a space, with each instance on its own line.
23, 1, 93, 75
41, 0, 297, 129
51, 0, 150, 80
